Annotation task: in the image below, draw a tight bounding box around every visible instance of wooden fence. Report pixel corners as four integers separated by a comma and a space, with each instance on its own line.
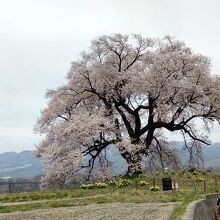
0, 181, 40, 194
0, 175, 219, 194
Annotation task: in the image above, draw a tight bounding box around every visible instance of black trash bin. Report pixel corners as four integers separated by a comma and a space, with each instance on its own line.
162, 178, 172, 191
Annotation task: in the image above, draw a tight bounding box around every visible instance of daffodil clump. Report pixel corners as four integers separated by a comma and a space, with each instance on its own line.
196, 177, 204, 182
115, 178, 132, 188
80, 182, 108, 189
94, 182, 108, 188
149, 186, 160, 191
138, 180, 148, 186
80, 184, 95, 189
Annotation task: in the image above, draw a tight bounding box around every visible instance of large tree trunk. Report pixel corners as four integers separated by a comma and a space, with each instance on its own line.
119, 139, 144, 176
125, 153, 143, 176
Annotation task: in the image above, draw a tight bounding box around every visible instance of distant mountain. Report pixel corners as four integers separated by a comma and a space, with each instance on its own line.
0, 150, 44, 178
203, 143, 220, 160
0, 142, 219, 179
203, 143, 220, 168
170, 142, 220, 169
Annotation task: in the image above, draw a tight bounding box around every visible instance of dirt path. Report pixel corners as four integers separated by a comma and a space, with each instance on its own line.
0, 202, 177, 220
0, 195, 104, 206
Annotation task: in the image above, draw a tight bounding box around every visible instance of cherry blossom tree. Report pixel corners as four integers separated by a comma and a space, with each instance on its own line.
35, 34, 220, 185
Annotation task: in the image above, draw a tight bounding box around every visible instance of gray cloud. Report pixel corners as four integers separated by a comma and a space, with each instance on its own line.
0, 0, 220, 152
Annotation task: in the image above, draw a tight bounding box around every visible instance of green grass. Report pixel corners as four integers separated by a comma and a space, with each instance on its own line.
0, 172, 219, 219
0, 191, 179, 213
0, 188, 108, 203
0, 189, 209, 215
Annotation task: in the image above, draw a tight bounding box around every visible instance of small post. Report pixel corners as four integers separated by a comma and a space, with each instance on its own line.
153, 179, 156, 189
109, 180, 114, 192
194, 181, 197, 194
135, 179, 138, 191
8, 181, 11, 194
203, 180, 206, 193
215, 176, 218, 189
173, 180, 176, 193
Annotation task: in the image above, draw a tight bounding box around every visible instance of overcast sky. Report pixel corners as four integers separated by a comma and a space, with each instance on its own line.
0, 0, 220, 153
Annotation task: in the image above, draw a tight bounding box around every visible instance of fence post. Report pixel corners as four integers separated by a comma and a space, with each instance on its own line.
109, 180, 115, 193
203, 180, 207, 193
8, 181, 11, 194
173, 180, 176, 192
193, 181, 197, 194
215, 176, 218, 189
135, 179, 138, 191
153, 179, 156, 188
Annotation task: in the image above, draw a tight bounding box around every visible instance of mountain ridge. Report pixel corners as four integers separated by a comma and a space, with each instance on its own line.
0, 150, 44, 178
0, 142, 220, 178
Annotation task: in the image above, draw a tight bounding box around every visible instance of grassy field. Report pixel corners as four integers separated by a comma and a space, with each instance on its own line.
0, 171, 219, 219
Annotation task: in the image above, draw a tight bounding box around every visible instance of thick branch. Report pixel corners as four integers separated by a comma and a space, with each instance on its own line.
115, 105, 134, 138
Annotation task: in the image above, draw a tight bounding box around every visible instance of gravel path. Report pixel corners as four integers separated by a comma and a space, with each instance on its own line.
0, 202, 177, 220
